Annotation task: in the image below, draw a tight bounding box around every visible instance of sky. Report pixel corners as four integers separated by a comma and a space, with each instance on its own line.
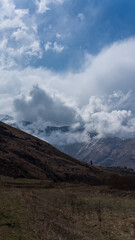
1, 0, 135, 143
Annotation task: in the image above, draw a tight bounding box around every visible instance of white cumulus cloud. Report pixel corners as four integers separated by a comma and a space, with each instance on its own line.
0, 0, 41, 68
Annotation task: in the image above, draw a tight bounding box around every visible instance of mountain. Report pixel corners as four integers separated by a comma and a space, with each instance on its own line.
1, 115, 135, 169
60, 137, 135, 169
0, 121, 106, 184
1, 122, 135, 240
0, 114, 71, 138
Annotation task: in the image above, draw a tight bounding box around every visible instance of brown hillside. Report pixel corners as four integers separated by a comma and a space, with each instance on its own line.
0, 121, 104, 183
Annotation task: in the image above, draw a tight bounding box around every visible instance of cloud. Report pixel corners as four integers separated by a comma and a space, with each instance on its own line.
35, 0, 65, 14
82, 92, 135, 138
53, 42, 64, 52
1, 38, 135, 104
77, 13, 85, 21
1, 1, 135, 146
44, 41, 52, 50
14, 86, 81, 126
56, 33, 62, 39
44, 41, 64, 52
56, 37, 135, 106
0, 0, 103, 71
0, 0, 41, 68
13, 89, 135, 144
1, 37, 135, 143
35, 0, 50, 13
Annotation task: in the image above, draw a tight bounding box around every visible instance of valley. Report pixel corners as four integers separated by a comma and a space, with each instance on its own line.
0, 121, 135, 239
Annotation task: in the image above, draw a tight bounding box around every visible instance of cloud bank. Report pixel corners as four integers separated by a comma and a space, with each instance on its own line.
1, 37, 135, 144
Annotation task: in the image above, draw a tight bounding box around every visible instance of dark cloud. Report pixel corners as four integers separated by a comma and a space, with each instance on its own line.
14, 86, 81, 126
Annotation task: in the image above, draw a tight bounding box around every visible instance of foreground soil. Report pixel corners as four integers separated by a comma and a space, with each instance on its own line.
0, 176, 135, 240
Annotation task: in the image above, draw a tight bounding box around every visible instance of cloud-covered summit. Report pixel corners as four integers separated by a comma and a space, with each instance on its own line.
82, 91, 135, 139
10, 88, 135, 146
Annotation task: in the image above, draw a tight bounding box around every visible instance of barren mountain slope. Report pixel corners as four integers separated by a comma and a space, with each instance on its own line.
0, 121, 104, 184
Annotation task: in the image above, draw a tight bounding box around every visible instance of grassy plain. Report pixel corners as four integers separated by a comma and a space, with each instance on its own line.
0, 176, 135, 240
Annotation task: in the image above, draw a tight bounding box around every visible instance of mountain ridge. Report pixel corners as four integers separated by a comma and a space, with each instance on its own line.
60, 137, 135, 169
0, 121, 105, 184
1, 115, 135, 169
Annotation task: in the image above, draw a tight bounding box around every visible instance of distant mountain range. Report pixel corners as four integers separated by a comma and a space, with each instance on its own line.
1, 114, 135, 169
59, 137, 135, 169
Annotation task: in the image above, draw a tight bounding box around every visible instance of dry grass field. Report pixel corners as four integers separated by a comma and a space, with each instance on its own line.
1, 176, 135, 240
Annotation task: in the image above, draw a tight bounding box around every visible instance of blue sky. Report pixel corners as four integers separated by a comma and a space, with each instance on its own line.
1, 0, 135, 140
25, 0, 135, 70
1, 0, 135, 71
